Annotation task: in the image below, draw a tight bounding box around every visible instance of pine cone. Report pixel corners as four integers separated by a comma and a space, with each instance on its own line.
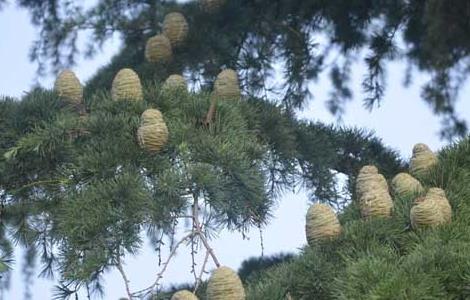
409, 143, 438, 177
214, 69, 241, 100
145, 34, 173, 64
305, 203, 341, 245
111, 68, 143, 101
391, 172, 424, 198
163, 12, 189, 48
356, 165, 393, 218
54, 70, 83, 106
171, 290, 198, 300
207, 266, 245, 300
163, 74, 188, 92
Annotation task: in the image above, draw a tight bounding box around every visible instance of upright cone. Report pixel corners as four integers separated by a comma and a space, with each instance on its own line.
410, 196, 442, 229
355, 165, 393, 218
200, 0, 226, 13
214, 69, 241, 100
137, 109, 169, 153
355, 165, 379, 199
163, 12, 189, 47
141, 109, 165, 127
207, 266, 245, 300
391, 173, 424, 198
305, 203, 341, 246
426, 187, 452, 223
171, 290, 198, 300
54, 70, 83, 105
409, 143, 438, 177
111, 68, 143, 101
145, 34, 173, 64
163, 74, 187, 92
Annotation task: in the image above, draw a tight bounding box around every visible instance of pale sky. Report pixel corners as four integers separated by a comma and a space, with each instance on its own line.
0, 1, 469, 300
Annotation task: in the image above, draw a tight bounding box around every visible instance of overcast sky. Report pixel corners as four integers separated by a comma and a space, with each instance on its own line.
0, 1, 469, 300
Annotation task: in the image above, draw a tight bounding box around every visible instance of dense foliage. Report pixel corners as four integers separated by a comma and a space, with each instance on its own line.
242, 137, 470, 299
3, 0, 470, 137
0, 83, 401, 298
2, 0, 469, 298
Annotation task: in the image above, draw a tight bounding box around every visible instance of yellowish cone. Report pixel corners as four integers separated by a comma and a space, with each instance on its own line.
137, 124, 168, 153
54, 70, 83, 105
355, 165, 393, 218
137, 108, 168, 153
409, 143, 438, 177
141, 109, 165, 127
426, 187, 452, 223
214, 69, 241, 100
200, 0, 226, 13
163, 74, 187, 92
145, 34, 173, 64
391, 173, 424, 198
163, 12, 189, 48
111, 68, 143, 101
410, 196, 443, 229
305, 203, 341, 246
171, 290, 198, 300
355, 165, 379, 199
207, 266, 245, 300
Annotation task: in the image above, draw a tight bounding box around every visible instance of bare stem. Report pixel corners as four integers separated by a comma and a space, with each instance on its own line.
194, 250, 210, 293
116, 255, 133, 300
192, 194, 221, 267
131, 233, 193, 298
204, 94, 218, 125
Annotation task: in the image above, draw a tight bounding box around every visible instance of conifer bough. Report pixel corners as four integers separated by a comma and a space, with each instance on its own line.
391, 172, 424, 198
137, 108, 169, 153
305, 203, 341, 245
409, 143, 438, 177
356, 165, 393, 218
111, 68, 143, 101
54, 69, 83, 105
163, 74, 188, 91
171, 290, 199, 300
207, 266, 245, 300
163, 12, 189, 48
214, 69, 241, 100
145, 34, 173, 64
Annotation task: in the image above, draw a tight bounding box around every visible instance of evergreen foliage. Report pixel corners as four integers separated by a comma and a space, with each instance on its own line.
6, 0, 470, 137
0, 81, 401, 298
2, 0, 469, 298
243, 137, 470, 299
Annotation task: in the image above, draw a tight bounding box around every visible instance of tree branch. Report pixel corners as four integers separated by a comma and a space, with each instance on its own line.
131, 233, 193, 298
116, 255, 133, 300
192, 195, 221, 268
194, 250, 210, 293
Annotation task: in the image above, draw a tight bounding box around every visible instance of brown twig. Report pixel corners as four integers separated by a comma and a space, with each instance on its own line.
116, 255, 133, 300
204, 93, 218, 125
192, 196, 221, 267
131, 233, 193, 298
194, 250, 210, 293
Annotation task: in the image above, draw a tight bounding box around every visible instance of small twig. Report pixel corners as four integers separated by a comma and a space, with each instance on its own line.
116, 255, 133, 300
192, 196, 221, 267
131, 233, 193, 297
259, 225, 265, 257
194, 250, 210, 293
204, 94, 218, 125
190, 234, 198, 284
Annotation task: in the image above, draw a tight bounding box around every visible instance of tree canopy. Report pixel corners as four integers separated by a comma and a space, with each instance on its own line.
6, 0, 470, 138
1, 0, 467, 298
